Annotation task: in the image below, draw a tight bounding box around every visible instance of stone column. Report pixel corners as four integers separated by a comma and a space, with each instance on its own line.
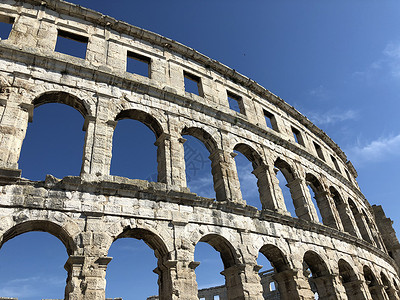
155, 132, 187, 189
81, 116, 115, 179
368, 285, 388, 300
286, 178, 319, 222
83, 256, 112, 300
156, 259, 199, 300
314, 191, 341, 230
209, 149, 243, 204
342, 280, 369, 300
272, 269, 302, 300
252, 165, 286, 213
0, 97, 32, 175
220, 263, 263, 300
288, 268, 315, 300
311, 274, 339, 300
336, 202, 359, 236
64, 255, 85, 300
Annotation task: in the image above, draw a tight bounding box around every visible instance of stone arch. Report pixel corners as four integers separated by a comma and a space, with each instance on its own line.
1, 219, 76, 255
362, 209, 383, 249
113, 109, 166, 182
181, 126, 218, 154
259, 244, 299, 299
195, 233, 249, 299
108, 226, 173, 300
33, 91, 90, 118
380, 271, 398, 299
305, 173, 338, 227
115, 109, 164, 139
329, 186, 358, 235
348, 199, 373, 243
274, 158, 314, 220
303, 250, 337, 299
233, 143, 274, 210
363, 265, 386, 300
338, 259, 366, 299
181, 126, 229, 200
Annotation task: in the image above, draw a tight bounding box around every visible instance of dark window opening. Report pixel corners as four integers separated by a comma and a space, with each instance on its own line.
330, 155, 341, 172
0, 16, 14, 40
227, 91, 245, 114
313, 142, 325, 161
264, 110, 279, 132
127, 51, 151, 78
184, 71, 203, 96
55, 29, 88, 59
345, 169, 352, 182
291, 127, 305, 146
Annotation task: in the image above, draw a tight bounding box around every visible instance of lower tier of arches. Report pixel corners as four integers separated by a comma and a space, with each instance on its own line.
0, 181, 398, 300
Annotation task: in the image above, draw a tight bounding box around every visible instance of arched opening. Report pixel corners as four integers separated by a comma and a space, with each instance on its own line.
258, 244, 298, 300
182, 127, 217, 199
19, 92, 88, 180
348, 199, 373, 243
233, 144, 266, 210
0, 221, 75, 300
274, 158, 298, 218
338, 259, 364, 298
362, 210, 382, 249
381, 271, 397, 299
329, 188, 357, 235
305, 174, 325, 224
363, 266, 385, 300
112, 109, 164, 182
106, 228, 171, 300
303, 251, 336, 299
195, 234, 242, 299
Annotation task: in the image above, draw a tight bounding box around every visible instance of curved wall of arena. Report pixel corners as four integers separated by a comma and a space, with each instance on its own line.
0, 1, 399, 299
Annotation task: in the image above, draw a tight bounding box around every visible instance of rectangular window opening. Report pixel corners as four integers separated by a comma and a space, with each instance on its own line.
214, 296, 220, 300
184, 71, 203, 96
55, 29, 88, 59
0, 16, 14, 40
227, 90, 245, 114
330, 155, 341, 172
264, 110, 279, 131
291, 127, 305, 146
127, 51, 151, 78
313, 141, 325, 161
345, 169, 352, 182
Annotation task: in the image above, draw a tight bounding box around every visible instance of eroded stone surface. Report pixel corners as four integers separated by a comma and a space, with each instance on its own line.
0, 1, 399, 300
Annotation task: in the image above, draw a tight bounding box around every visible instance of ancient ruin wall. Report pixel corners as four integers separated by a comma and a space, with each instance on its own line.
0, 1, 399, 299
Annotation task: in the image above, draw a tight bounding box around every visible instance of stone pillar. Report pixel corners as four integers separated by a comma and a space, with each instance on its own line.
81, 116, 115, 178
156, 259, 199, 300
311, 274, 339, 300
342, 280, 369, 300
354, 212, 374, 244
220, 263, 263, 300
272, 269, 301, 300
209, 149, 243, 204
368, 285, 388, 300
337, 202, 359, 236
286, 178, 319, 222
0, 97, 31, 174
64, 255, 85, 300
155, 133, 187, 189
289, 268, 315, 300
314, 191, 341, 230
252, 165, 286, 213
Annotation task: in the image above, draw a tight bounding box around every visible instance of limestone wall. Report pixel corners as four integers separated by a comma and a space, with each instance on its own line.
0, 1, 399, 299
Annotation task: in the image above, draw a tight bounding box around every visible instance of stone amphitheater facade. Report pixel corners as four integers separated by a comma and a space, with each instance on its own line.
0, 1, 399, 299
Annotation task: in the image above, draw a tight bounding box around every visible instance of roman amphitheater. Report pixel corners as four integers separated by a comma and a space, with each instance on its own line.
0, 1, 399, 299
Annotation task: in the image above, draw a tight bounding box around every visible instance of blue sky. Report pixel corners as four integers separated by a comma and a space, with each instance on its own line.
1, 1, 400, 299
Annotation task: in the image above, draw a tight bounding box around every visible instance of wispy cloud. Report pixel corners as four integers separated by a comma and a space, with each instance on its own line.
347, 133, 400, 165
354, 40, 400, 80
309, 85, 329, 101
305, 109, 358, 126
0, 275, 64, 298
